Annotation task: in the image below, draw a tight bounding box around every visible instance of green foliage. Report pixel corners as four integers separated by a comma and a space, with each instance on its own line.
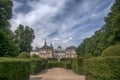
71, 57, 85, 74
0, 57, 30, 80
84, 53, 95, 58
0, 0, 12, 24
14, 24, 35, 52
0, 30, 19, 57
77, 0, 120, 56
72, 58, 78, 72
83, 57, 120, 80
18, 52, 30, 58
47, 60, 71, 69
101, 45, 120, 57
30, 58, 48, 75
31, 54, 39, 58
0, 0, 19, 57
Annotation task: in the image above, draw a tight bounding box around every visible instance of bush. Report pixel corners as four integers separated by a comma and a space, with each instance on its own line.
18, 52, 30, 58
84, 54, 95, 58
60, 61, 71, 69
83, 56, 120, 80
47, 60, 71, 69
101, 45, 120, 57
30, 58, 48, 75
72, 57, 85, 74
0, 57, 30, 80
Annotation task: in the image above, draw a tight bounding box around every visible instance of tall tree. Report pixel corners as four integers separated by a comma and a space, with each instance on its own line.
0, 0, 19, 57
15, 24, 35, 52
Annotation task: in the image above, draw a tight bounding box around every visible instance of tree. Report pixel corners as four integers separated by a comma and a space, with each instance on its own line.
0, 0, 12, 29
15, 24, 35, 52
0, 0, 19, 57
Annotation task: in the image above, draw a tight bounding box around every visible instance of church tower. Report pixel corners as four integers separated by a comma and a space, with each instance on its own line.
44, 39, 47, 46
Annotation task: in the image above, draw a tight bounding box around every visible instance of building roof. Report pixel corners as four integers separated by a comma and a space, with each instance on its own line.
40, 40, 52, 49
41, 45, 51, 49
66, 46, 77, 50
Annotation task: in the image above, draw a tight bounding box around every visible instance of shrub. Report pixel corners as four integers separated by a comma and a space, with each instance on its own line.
83, 56, 120, 80
72, 57, 85, 74
47, 61, 59, 68
84, 54, 95, 58
60, 61, 71, 69
30, 58, 48, 75
47, 60, 71, 69
18, 52, 30, 58
0, 57, 30, 80
101, 45, 120, 57
31, 54, 39, 58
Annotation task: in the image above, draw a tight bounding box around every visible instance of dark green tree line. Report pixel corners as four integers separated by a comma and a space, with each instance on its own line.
14, 24, 35, 52
77, 0, 120, 56
0, 0, 19, 57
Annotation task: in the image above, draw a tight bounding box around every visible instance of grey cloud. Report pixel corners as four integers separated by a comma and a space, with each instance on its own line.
10, 0, 114, 48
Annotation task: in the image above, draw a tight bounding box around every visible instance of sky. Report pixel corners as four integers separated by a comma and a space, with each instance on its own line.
10, 0, 114, 49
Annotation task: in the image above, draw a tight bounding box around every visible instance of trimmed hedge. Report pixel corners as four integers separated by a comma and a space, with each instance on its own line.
83, 56, 120, 80
30, 58, 48, 75
71, 57, 85, 74
31, 54, 39, 58
0, 57, 30, 80
101, 45, 120, 57
47, 60, 71, 69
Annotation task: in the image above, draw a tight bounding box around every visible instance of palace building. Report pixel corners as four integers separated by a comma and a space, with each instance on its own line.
30, 40, 77, 59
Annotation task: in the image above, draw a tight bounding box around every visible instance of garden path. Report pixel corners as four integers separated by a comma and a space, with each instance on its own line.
30, 68, 86, 80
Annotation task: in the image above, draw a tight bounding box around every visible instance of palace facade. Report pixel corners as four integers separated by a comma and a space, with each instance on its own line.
30, 40, 77, 59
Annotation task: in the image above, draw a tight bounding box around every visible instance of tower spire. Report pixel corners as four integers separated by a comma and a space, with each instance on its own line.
44, 38, 47, 46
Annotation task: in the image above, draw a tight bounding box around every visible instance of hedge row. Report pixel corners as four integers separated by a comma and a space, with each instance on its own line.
30, 58, 48, 75
47, 60, 71, 69
83, 56, 120, 80
0, 57, 30, 80
71, 57, 85, 74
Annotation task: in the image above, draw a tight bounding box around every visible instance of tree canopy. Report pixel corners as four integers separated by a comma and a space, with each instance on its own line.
0, 0, 19, 57
14, 24, 35, 52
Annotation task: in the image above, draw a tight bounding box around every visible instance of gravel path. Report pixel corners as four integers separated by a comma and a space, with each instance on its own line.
30, 68, 86, 80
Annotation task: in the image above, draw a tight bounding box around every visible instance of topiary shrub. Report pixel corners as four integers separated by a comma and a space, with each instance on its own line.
101, 45, 120, 57
18, 52, 30, 58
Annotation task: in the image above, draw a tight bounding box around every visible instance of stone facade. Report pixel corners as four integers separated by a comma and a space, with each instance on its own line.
65, 46, 77, 58
30, 40, 77, 58
53, 45, 66, 59
39, 40, 53, 58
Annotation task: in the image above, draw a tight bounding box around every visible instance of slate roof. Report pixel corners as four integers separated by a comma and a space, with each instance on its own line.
66, 46, 77, 50
40, 40, 52, 49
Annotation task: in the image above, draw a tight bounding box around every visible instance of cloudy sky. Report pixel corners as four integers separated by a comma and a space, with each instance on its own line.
10, 0, 114, 49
